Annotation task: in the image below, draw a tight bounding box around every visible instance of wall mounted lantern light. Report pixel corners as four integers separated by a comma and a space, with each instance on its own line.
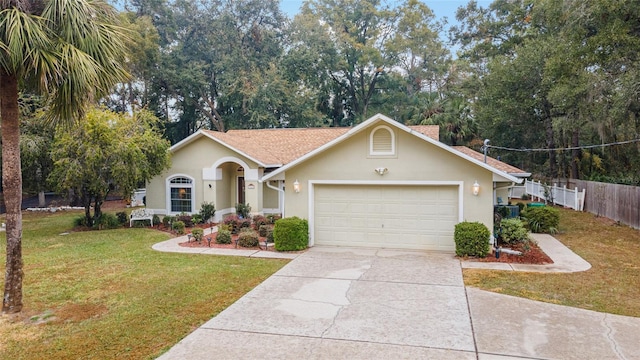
293, 179, 300, 193
472, 181, 480, 196
374, 167, 388, 176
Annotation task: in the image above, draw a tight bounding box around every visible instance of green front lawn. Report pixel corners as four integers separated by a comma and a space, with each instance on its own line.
0, 209, 288, 359
464, 207, 640, 317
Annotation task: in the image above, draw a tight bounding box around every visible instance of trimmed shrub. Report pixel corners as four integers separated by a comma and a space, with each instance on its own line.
522, 206, 560, 234
191, 228, 204, 242
266, 228, 274, 243
236, 203, 251, 219
499, 218, 529, 244
252, 215, 268, 229
239, 217, 251, 230
237, 228, 259, 247
273, 217, 308, 251
192, 214, 203, 225
162, 215, 174, 227
454, 221, 491, 258
94, 213, 121, 230
199, 201, 216, 223
216, 229, 232, 244
176, 214, 193, 228
116, 211, 128, 225
258, 224, 272, 237
172, 221, 186, 235
223, 215, 240, 234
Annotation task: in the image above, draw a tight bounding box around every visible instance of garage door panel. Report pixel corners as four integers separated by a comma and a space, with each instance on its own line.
314, 184, 458, 251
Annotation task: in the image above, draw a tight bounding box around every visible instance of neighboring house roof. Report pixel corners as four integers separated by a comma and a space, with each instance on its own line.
262, 114, 523, 183
452, 146, 531, 177
171, 124, 439, 167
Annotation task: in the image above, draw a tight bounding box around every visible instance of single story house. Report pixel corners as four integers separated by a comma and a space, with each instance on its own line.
145, 114, 527, 251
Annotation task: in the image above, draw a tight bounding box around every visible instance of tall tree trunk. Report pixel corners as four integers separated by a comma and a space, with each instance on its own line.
1, 73, 24, 313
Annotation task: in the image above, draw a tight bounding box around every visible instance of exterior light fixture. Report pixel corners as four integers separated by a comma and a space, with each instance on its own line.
293, 179, 300, 193
374, 167, 388, 176
472, 181, 480, 196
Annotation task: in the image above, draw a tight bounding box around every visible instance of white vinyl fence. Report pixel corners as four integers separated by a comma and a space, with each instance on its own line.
516, 180, 585, 211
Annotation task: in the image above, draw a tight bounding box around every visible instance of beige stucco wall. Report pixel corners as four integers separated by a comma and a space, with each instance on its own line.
282, 121, 495, 233
263, 182, 280, 210
145, 135, 260, 215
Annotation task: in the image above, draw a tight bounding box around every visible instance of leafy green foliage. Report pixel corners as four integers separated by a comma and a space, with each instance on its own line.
223, 215, 241, 234
162, 216, 174, 227
454, 221, 491, 258
216, 229, 232, 244
252, 215, 268, 229
237, 228, 259, 247
273, 217, 309, 251
522, 206, 560, 234
116, 212, 128, 225
199, 202, 216, 223
94, 213, 121, 230
175, 214, 193, 228
191, 228, 204, 242
49, 108, 171, 227
258, 224, 271, 237
499, 218, 529, 244
172, 221, 185, 235
235, 203, 251, 219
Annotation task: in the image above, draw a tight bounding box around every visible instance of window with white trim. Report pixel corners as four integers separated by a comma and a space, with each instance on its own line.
370, 125, 395, 156
169, 176, 193, 213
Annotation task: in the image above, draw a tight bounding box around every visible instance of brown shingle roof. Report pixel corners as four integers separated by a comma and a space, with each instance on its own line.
452, 146, 529, 175
203, 125, 439, 166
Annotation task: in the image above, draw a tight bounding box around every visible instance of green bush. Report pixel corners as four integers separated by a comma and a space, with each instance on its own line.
176, 214, 193, 227
266, 228, 274, 243
152, 214, 160, 226
237, 228, 259, 247
116, 211, 128, 225
199, 201, 216, 223
273, 217, 308, 251
191, 228, 204, 242
454, 221, 491, 258
236, 203, 251, 219
239, 217, 251, 230
94, 213, 121, 230
522, 206, 560, 234
73, 216, 88, 227
223, 215, 240, 234
216, 229, 232, 244
521, 193, 530, 200
258, 224, 271, 237
499, 218, 529, 244
172, 220, 186, 235
192, 214, 203, 225
252, 215, 268, 229
162, 215, 174, 227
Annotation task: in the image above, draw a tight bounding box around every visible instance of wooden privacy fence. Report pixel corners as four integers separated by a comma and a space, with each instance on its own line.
556, 179, 640, 230
522, 180, 586, 211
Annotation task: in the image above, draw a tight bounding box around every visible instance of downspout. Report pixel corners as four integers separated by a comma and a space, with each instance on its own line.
264, 180, 285, 217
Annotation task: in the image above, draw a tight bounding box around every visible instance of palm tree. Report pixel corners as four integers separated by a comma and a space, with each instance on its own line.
0, 0, 129, 313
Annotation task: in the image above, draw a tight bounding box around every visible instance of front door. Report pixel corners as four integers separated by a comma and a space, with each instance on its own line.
237, 176, 245, 204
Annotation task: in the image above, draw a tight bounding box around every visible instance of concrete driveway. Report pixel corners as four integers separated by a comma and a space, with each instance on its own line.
158, 246, 640, 359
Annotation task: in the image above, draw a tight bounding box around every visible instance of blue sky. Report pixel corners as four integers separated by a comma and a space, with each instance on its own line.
280, 1, 492, 26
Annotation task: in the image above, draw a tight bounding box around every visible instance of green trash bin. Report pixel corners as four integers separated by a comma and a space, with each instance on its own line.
528, 202, 545, 207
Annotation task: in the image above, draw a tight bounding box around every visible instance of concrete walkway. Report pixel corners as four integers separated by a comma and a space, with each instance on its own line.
154, 237, 640, 359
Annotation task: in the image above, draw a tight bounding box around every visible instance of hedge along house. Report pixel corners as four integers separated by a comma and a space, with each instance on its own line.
145, 114, 526, 252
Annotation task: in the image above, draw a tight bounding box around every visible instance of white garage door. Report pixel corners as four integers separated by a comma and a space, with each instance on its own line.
314, 184, 458, 251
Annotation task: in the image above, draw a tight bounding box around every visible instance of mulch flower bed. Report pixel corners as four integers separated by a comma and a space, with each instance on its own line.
469, 241, 554, 265
178, 231, 266, 251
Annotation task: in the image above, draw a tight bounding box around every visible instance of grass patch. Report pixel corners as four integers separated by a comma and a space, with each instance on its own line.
0, 209, 288, 359
464, 207, 640, 317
